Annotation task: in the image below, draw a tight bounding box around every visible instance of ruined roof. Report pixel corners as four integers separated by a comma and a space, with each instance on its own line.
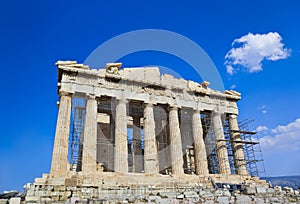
55, 60, 241, 100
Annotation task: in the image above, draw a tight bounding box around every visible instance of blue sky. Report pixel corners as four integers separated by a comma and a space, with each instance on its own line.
1, 0, 300, 192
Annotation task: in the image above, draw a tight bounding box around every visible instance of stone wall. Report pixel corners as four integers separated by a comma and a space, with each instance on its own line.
24, 184, 300, 203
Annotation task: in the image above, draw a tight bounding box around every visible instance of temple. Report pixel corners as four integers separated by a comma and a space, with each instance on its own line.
25, 61, 267, 203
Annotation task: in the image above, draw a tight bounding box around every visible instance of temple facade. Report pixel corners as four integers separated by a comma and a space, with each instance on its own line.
51, 60, 247, 178
25, 61, 267, 203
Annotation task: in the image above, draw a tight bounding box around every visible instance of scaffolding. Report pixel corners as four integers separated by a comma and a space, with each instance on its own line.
202, 114, 219, 174
68, 99, 266, 177
202, 113, 266, 177
69, 97, 86, 171
238, 119, 266, 177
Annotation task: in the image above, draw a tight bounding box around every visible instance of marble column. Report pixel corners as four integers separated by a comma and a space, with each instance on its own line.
50, 91, 72, 176
82, 94, 98, 174
192, 110, 209, 175
108, 113, 115, 171
143, 103, 159, 173
228, 114, 248, 175
132, 116, 143, 173
168, 106, 184, 175
212, 112, 231, 175
154, 107, 167, 173
114, 99, 128, 173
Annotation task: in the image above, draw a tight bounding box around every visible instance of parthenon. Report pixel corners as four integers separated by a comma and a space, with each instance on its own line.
25, 60, 267, 203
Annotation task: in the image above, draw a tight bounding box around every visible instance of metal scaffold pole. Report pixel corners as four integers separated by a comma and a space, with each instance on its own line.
69, 97, 86, 171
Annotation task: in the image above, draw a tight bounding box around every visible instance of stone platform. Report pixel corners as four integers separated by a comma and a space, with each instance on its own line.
25, 173, 270, 203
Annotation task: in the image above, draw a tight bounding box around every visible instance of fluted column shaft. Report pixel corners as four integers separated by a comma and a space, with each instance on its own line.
50, 92, 72, 176
132, 116, 143, 173
82, 95, 98, 174
192, 110, 209, 175
212, 112, 231, 175
114, 99, 128, 173
168, 106, 184, 175
143, 103, 159, 173
228, 114, 248, 175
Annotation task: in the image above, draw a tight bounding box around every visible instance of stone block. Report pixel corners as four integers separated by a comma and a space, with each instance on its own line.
147, 195, 161, 201
161, 74, 175, 88
144, 68, 161, 84
0, 199, 8, 204
235, 195, 251, 204
214, 189, 223, 196
223, 190, 231, 197
200, 191, 214, 198
9, 198, 20, 204
159, 191, 177, 198
266, 187, 275, 194
269, 197, 281, 203
203, 200, 214, 204
70, 196, 81, 204
232, 190, 240, 196
184, 191, 198, 198
65, 178, 77, 187
25, 188, 35, 196
40, 197, 51, 203
256, 186, 267, 194
65, 190, 72, 198
172, 78, 187, 89
216, 196, 229, 204
37, 190, 48, 197
229, 196, 235, 203
47, 178, 65, 185
253, 197, 264, 204
25, 196, 40, 202
34, 177, 47, 184
123, 68, 145, 82
156, 199, 175, 204
188, 80, 201, 91
244, 187, 256, 195
283, 186, 294, 193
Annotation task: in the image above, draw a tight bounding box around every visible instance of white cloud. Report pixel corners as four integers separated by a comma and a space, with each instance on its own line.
258, 105, 267, 114
226, 65, 234, 75
225, 32, 291, 75
230, 84, 236, 89
256, 125, 269, 132
259, 118, 300, 151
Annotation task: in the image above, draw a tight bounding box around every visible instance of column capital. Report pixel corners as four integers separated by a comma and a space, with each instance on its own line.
212, 110, 224, 116
116, 98, 128, 104
228, 113, 238, 119
59, 91, 72, 97
168, 105, 180, 111
85, 93, 96, 100
193, 109, 201, 114
143, 103, 154, 108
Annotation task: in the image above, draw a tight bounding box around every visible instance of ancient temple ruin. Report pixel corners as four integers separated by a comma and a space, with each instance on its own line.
25, 61, 268, 203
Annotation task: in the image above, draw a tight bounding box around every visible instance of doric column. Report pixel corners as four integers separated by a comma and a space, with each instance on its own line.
143, 103, 159, 173
154, 107, 167, 173
212, 112, 231, 175
114, 99, 128, 173
192, 110, 209, 175
168, 106, 184, 175
132, 116, 143, 173
82, 94, 98, 174
228, 114, 248, 175
50, 91, 72, 176
107, 113, 115, 172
